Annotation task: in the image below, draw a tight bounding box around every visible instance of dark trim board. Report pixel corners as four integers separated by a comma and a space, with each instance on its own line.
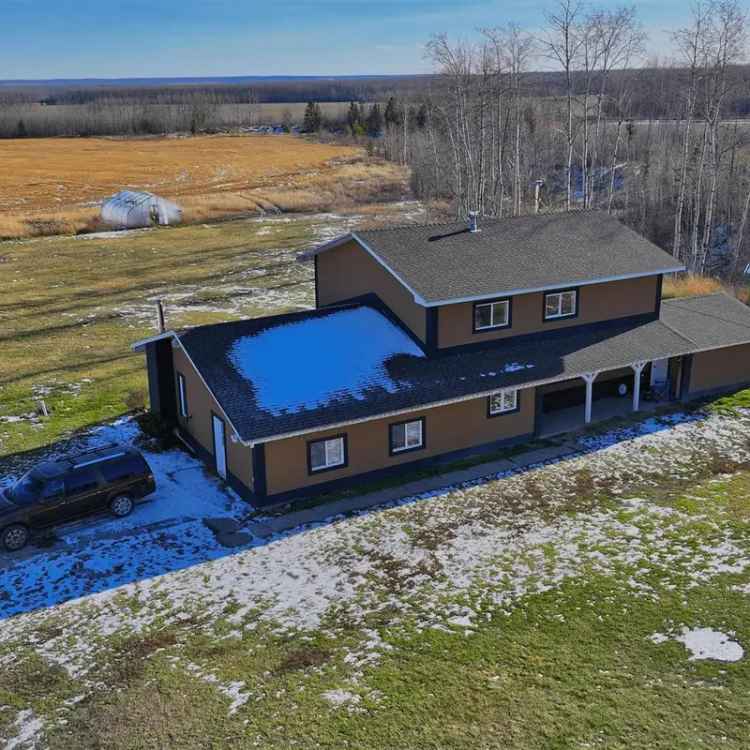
176, 428, 254, 503
679, 354, 694, 402
257, 431, 534, 508
146, 339, 177, 423
314, 254, 320, 309
425, 307, 439, 352
655, 274, 664, 316
252, 443, 268, 498
684, 380, 750, 402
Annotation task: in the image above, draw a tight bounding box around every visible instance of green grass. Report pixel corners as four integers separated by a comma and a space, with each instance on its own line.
5, 445, 750, 748
0, 217, 320, 456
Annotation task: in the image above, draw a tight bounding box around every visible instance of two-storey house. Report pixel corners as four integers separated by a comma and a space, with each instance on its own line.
134, 211, 750, 505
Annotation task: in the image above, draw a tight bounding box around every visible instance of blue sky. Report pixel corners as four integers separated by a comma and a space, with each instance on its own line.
4, 0, 692, 80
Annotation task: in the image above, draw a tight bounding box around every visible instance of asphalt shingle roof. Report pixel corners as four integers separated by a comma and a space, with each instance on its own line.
353, 211, 684, 304
175, 293, 750, 443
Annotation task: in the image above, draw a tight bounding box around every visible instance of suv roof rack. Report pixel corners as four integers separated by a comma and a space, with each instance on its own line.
70, 444, 132, 469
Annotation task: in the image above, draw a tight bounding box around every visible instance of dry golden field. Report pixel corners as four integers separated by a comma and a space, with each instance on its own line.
0, 134, 407, 238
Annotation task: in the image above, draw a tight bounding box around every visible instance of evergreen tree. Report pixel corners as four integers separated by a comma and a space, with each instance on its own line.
16, 119, 28, 138
415, 103, 428, 130
384, 97, 400, 129
303, 101, 322, 133
366, 103, 383, 137
346, 102, 361, 133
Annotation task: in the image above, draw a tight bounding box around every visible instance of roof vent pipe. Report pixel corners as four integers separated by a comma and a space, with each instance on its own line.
468, 211, 480, 233
155, 300, 166, 333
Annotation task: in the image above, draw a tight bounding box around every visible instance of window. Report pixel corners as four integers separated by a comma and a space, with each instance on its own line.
177, 373, 189, 418
42, 479, 65, 499
474, 299, 510, 331
64, 467, 100, 495
99, 455, 147, 483
488, 389, 519, 416
544, 290, 578, 320
308, 436, 347, 473
390, 418, 425, 455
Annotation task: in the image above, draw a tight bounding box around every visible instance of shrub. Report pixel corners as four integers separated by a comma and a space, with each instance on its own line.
124, 388, 147, 411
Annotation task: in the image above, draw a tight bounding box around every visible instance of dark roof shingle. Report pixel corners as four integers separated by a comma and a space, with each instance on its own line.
175, 293, 750, 443
353, 211, 684, 304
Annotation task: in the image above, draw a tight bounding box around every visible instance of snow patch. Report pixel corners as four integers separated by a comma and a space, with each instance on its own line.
4, 709, 44, 750
322, 689, 361, 710
650, 628, 745, 662
229, 307, 424, 414
677, 628, 744, 662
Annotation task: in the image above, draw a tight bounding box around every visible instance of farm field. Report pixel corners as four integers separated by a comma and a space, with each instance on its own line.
0, 134, 408, 238
0, 201, 428, 457
2, 397, 750, 748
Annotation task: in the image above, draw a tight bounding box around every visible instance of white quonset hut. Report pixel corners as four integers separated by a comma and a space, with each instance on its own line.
101, 191, 182, 229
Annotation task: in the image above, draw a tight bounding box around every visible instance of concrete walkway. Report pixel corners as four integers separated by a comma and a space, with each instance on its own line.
242, 440, 580, 540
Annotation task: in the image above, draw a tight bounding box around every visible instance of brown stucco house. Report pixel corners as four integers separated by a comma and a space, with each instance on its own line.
133, 211, 750, 506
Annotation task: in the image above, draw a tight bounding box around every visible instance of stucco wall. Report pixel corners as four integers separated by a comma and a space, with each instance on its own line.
689, 344, 750, 395
437, 276, 660, 349
263, 389, 535, 496
316, 239, 427, 342
172, 346, 253, 490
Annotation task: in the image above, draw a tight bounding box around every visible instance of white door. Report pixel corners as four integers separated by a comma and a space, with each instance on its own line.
651, 358, 669, 386
212, 415, 227, 480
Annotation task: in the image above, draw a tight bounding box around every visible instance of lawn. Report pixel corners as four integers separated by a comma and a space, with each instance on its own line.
0, 202, 424, 458
2, 403, 750, 748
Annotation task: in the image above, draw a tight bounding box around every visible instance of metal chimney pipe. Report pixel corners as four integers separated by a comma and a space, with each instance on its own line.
155, 300, 166, 333
468, 211, 480, 233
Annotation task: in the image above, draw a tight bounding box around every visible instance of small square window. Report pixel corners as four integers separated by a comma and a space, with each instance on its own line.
309, 436, 346, 473
544, 290, 578, 320
390, 419, 425, 454
474, 299, 510, 331
489, 389, 519, 416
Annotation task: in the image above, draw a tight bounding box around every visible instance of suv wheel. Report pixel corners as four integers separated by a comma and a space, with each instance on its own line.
2, 524, 29, 552
110, 495, 134, 518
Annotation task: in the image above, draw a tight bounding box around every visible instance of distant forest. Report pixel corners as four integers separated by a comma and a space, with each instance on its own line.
1, 0, 749, 279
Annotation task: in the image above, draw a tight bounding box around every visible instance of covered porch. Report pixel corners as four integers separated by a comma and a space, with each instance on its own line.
536, 358, 682, 438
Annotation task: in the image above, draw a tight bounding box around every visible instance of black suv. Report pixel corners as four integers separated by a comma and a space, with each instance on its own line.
0, 445, 156, 551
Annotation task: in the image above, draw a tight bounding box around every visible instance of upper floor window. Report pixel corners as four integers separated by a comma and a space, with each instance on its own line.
474, 298, 511, 332
390, 418, 425, 455
308, 435, 347, 474
488, 389, 519, 416
544, 289, 578, 321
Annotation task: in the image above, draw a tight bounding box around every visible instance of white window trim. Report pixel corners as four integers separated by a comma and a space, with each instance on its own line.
475, 299, 510, 331
310, 436, 346, 472
544, 290, 578, 320
391, 419, 424, 453
489, 389, 518, 415
177, 373, 189, 418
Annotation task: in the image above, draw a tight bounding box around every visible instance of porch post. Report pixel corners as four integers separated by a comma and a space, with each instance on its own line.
631, 361, 648, 412
582, 372, 599, 424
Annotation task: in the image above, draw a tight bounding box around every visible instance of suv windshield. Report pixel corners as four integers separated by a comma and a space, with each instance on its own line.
7, 470, 45, 506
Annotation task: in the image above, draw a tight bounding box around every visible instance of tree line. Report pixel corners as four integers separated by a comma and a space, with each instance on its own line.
373, 0, 750, 279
